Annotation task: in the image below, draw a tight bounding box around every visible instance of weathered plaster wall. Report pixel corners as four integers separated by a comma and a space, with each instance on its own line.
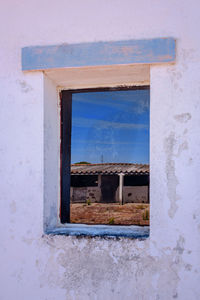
70, 186, 148, 203
0, 1, 200, 299
123, 186, 148, 203
71, 187, 101, 203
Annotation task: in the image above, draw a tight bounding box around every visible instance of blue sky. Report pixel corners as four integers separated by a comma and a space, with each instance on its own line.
71, 89, 149, 164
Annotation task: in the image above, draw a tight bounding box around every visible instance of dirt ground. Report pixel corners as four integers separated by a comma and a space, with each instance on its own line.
71, 203, 149, 226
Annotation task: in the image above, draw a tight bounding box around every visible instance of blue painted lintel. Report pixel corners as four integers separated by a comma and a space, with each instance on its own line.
22, 38, 175, 71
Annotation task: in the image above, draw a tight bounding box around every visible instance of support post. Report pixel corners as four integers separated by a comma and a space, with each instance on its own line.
98, 174, 102, 202
119, 173, 124, 205
98, 174, 101, 188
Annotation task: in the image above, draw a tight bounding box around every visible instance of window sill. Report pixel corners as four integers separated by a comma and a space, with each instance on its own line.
46, 224, 149, 239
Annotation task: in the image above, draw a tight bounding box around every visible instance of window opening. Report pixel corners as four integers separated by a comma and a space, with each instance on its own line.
61, 87, 150, 226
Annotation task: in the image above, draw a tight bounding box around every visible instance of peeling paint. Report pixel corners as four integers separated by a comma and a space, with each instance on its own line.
36, 235, 191, 299
173, 292, 178, 298
185, 264, 192, 271
17, 80, 33, 93
173, 236, 185, 255
174, 113, 191, 123
164, 132, 179, 219
22, 38, 176, 71
176, 140, 188, 157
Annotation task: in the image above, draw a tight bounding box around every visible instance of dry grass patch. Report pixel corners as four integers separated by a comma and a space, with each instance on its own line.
71, 203, 149, 226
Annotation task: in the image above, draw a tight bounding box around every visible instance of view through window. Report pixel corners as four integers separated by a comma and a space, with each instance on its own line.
61, 87, 150, 226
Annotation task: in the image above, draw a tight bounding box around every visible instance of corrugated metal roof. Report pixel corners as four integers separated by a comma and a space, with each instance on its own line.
71, 163, 149, 175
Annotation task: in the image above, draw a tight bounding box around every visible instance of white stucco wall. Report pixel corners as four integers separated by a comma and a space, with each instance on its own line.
0, 1, 200, 299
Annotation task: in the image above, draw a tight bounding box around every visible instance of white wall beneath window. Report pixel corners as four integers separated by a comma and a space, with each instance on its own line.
0, 1, 200, 299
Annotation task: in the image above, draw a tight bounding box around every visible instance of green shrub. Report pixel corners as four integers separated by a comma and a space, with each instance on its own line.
86, 199, 91, 205
108, 217, 115, 225
143, 210, 149, 221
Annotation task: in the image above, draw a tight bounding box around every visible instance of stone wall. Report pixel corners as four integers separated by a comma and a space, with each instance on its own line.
71, 187, 101, 203
71, 186, 149, 204
123, 186, 149, 203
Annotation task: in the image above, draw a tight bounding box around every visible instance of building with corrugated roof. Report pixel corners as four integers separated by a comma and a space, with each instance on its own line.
70, 163, 149, 204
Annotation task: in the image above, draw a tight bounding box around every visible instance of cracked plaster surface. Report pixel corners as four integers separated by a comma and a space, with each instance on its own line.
30, 233, 197, 300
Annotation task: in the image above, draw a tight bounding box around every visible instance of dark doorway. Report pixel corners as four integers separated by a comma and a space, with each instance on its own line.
101, 175, 119, 203
124, 175, 149, 186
